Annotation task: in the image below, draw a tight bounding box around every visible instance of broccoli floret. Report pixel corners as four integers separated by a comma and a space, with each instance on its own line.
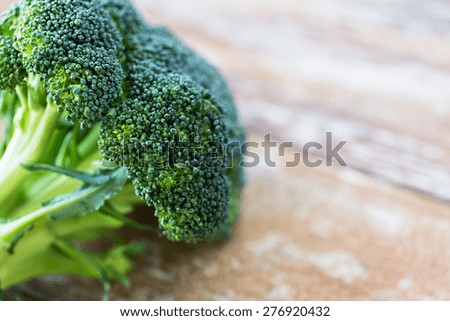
0, 36, 26, 90
98, 9, 246, 241
0, 5, 26, 90
0, 0, 246, 294
99, 0, 144, 37
12, 0, 125, 127
100, 72, 232, 242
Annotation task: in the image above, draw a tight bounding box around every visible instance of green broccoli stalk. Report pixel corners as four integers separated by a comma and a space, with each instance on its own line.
0, 0, 246, 295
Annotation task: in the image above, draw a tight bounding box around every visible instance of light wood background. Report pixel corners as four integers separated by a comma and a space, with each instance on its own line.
1, 0, 450, 300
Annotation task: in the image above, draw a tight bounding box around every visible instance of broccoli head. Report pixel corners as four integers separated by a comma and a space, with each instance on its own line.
98, 7, 246, 242
0, 0, 246, 293
1, 0, 125, 126
100, 71, 232, 242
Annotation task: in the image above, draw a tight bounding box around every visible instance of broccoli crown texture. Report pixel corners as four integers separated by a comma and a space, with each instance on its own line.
100, 71, 232, 241
0, 0, 125, 127
99, 0, 143, 37
98, 4, 246, 242
0, 5, 26, 90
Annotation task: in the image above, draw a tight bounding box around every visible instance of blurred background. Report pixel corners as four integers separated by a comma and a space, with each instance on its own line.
2, 0, 450, 300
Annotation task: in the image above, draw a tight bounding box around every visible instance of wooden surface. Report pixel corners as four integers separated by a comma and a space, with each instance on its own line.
2, 0, 450, 300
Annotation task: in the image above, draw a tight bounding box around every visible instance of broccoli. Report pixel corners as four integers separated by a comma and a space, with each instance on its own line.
0, 0, 245, 296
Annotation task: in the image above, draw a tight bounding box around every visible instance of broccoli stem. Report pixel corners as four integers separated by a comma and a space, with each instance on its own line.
0, 198, 74, 247
0, 91, 19, 156
10, 151, 103, 218
0, 77, 61, 211
0, 100, 61, 208
0, 169, 135, 290
0, 214, 116, 290
0, 170, 121, 247
0, 233, 102, 291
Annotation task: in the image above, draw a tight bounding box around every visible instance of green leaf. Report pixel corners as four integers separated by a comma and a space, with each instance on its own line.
0, 167, 127, 251
22, 163, 119, 185
49, 239, 145, 300
51, 238, 113, 300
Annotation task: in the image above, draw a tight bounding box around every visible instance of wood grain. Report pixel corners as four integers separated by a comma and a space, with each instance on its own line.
1, 0, 450, 300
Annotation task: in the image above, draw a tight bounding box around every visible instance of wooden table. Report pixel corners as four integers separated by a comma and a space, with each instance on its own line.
1, 0, 449, 300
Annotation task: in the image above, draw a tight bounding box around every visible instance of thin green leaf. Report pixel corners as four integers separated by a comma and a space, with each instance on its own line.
51, 239, 111, 300
0, 168, 127, 251
22, 163, 118, 185
45, 168, 128, 220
